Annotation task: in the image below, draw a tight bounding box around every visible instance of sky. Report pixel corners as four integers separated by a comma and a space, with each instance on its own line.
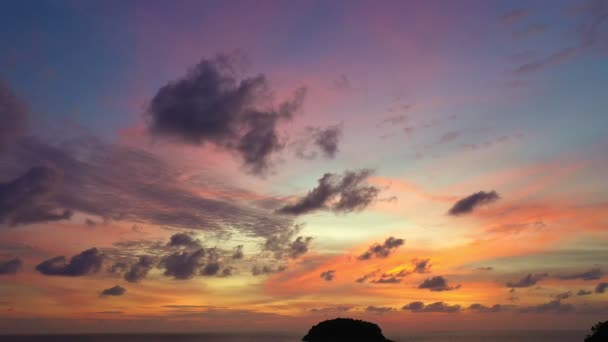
0, 0, 607, 335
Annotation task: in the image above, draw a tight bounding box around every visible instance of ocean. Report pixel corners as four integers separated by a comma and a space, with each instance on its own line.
0, 330, 588, 342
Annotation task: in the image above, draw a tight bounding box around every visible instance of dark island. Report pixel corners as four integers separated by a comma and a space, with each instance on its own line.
302, 318, 394, 342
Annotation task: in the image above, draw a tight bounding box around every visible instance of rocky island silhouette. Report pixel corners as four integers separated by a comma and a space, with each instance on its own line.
302, 318, 394, 342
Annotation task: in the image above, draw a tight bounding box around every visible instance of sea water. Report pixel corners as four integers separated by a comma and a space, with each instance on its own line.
0, 330, 588, 341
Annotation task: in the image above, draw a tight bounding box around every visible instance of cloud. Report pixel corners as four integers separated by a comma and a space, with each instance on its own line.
512, 24, 547, 39
320, 270, 335, 282
412, 258, 432, 274
371, 274, 404, 284
365, 306, 394, 314
145, 54, 306, 175
251, 264, 286, 276
448, 190, 500, 216
595, 282, 608, 293
288, 236, 313, 259
232, 245, 244, 259
418, 276, 461, 291
0, 257, 22, 275
506, 273, 548, 288
294, 125, 342, 160
476, 267, 494, 271
518, 299, 574, 314
355, 269, 380, 283
201, 262, 220, 276
468, 303, 505, 313
555, 291, 572, 300
514, 47, 578, 74
439, 131, 461, 144
100, 285, 126, 297
277, 169, 379, 216
35, 248, 104, 276
577, 289, 593, 296
8, 137, 292, 239
167, 233, 201, 248
0, 166, 73, 226
576, 0, 608, 47
357, 237, 404, 260
124, 256, 155, 283
402, 301, 461, 313
263, 224, 312, 260
0, 79, 28, 154
309, 305, 352, 313
557, 267, 602, 281
498, 8, 528, 25
161, 248, 205, 280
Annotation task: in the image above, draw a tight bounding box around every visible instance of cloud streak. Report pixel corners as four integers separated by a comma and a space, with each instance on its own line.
357, 237, 404, 260
448, 190, 499, 216
277, 169, 379, 216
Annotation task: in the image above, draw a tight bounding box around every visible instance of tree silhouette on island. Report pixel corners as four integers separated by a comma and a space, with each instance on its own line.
303, 318, 394, 342
585, 321, 608, 342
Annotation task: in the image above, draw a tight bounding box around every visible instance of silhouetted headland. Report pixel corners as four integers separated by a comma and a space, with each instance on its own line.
302, 318, 394, 342
586, 320, 608, 342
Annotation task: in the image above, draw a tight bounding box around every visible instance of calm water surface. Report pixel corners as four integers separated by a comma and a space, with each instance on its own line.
0, 331, 587, 342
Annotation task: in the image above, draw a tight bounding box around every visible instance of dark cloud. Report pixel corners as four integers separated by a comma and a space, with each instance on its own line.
518, 299, 574, 314
35, 248, 103, 276
365, 306, 394, 314
232, 245, 244, 259
402, 301, 461, 313
145, 54, 306, 175
0, 166, 73, 226
448, 190, 500, 216
506, 273, 548, 288
100, 285, 126, 297
312, 125, 342, 159
468, 303, 505, 313
263, 224, 312, 259
0, 257, 22, 275
418, 276, 461, 292
288, 236, 313, 259
251, 264, 286, 276
357, 237, 404, 260
401, 301, 424, 311
557, 267, 602, 281
595, 282, 608, 294
277, 169, 379, 216
161, 249, 205, 280
109, 261, 129, 274
84, 218, 96, 227
514, 47, 578, 74
555, 291, 572, 300
371, 275, 402, 284
320, 270, 335, 282
412, 258, 431, 274
124, 256, 155, 283
6, 137, 292, 239
355, 269, 380, 283
167, 233, 201, 248
0, 79, 28, 154
201, 262, 220, 276
577, 289, 593, 296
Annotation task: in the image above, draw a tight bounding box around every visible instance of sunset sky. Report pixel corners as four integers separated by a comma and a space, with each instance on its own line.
1, 0, 608, 335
